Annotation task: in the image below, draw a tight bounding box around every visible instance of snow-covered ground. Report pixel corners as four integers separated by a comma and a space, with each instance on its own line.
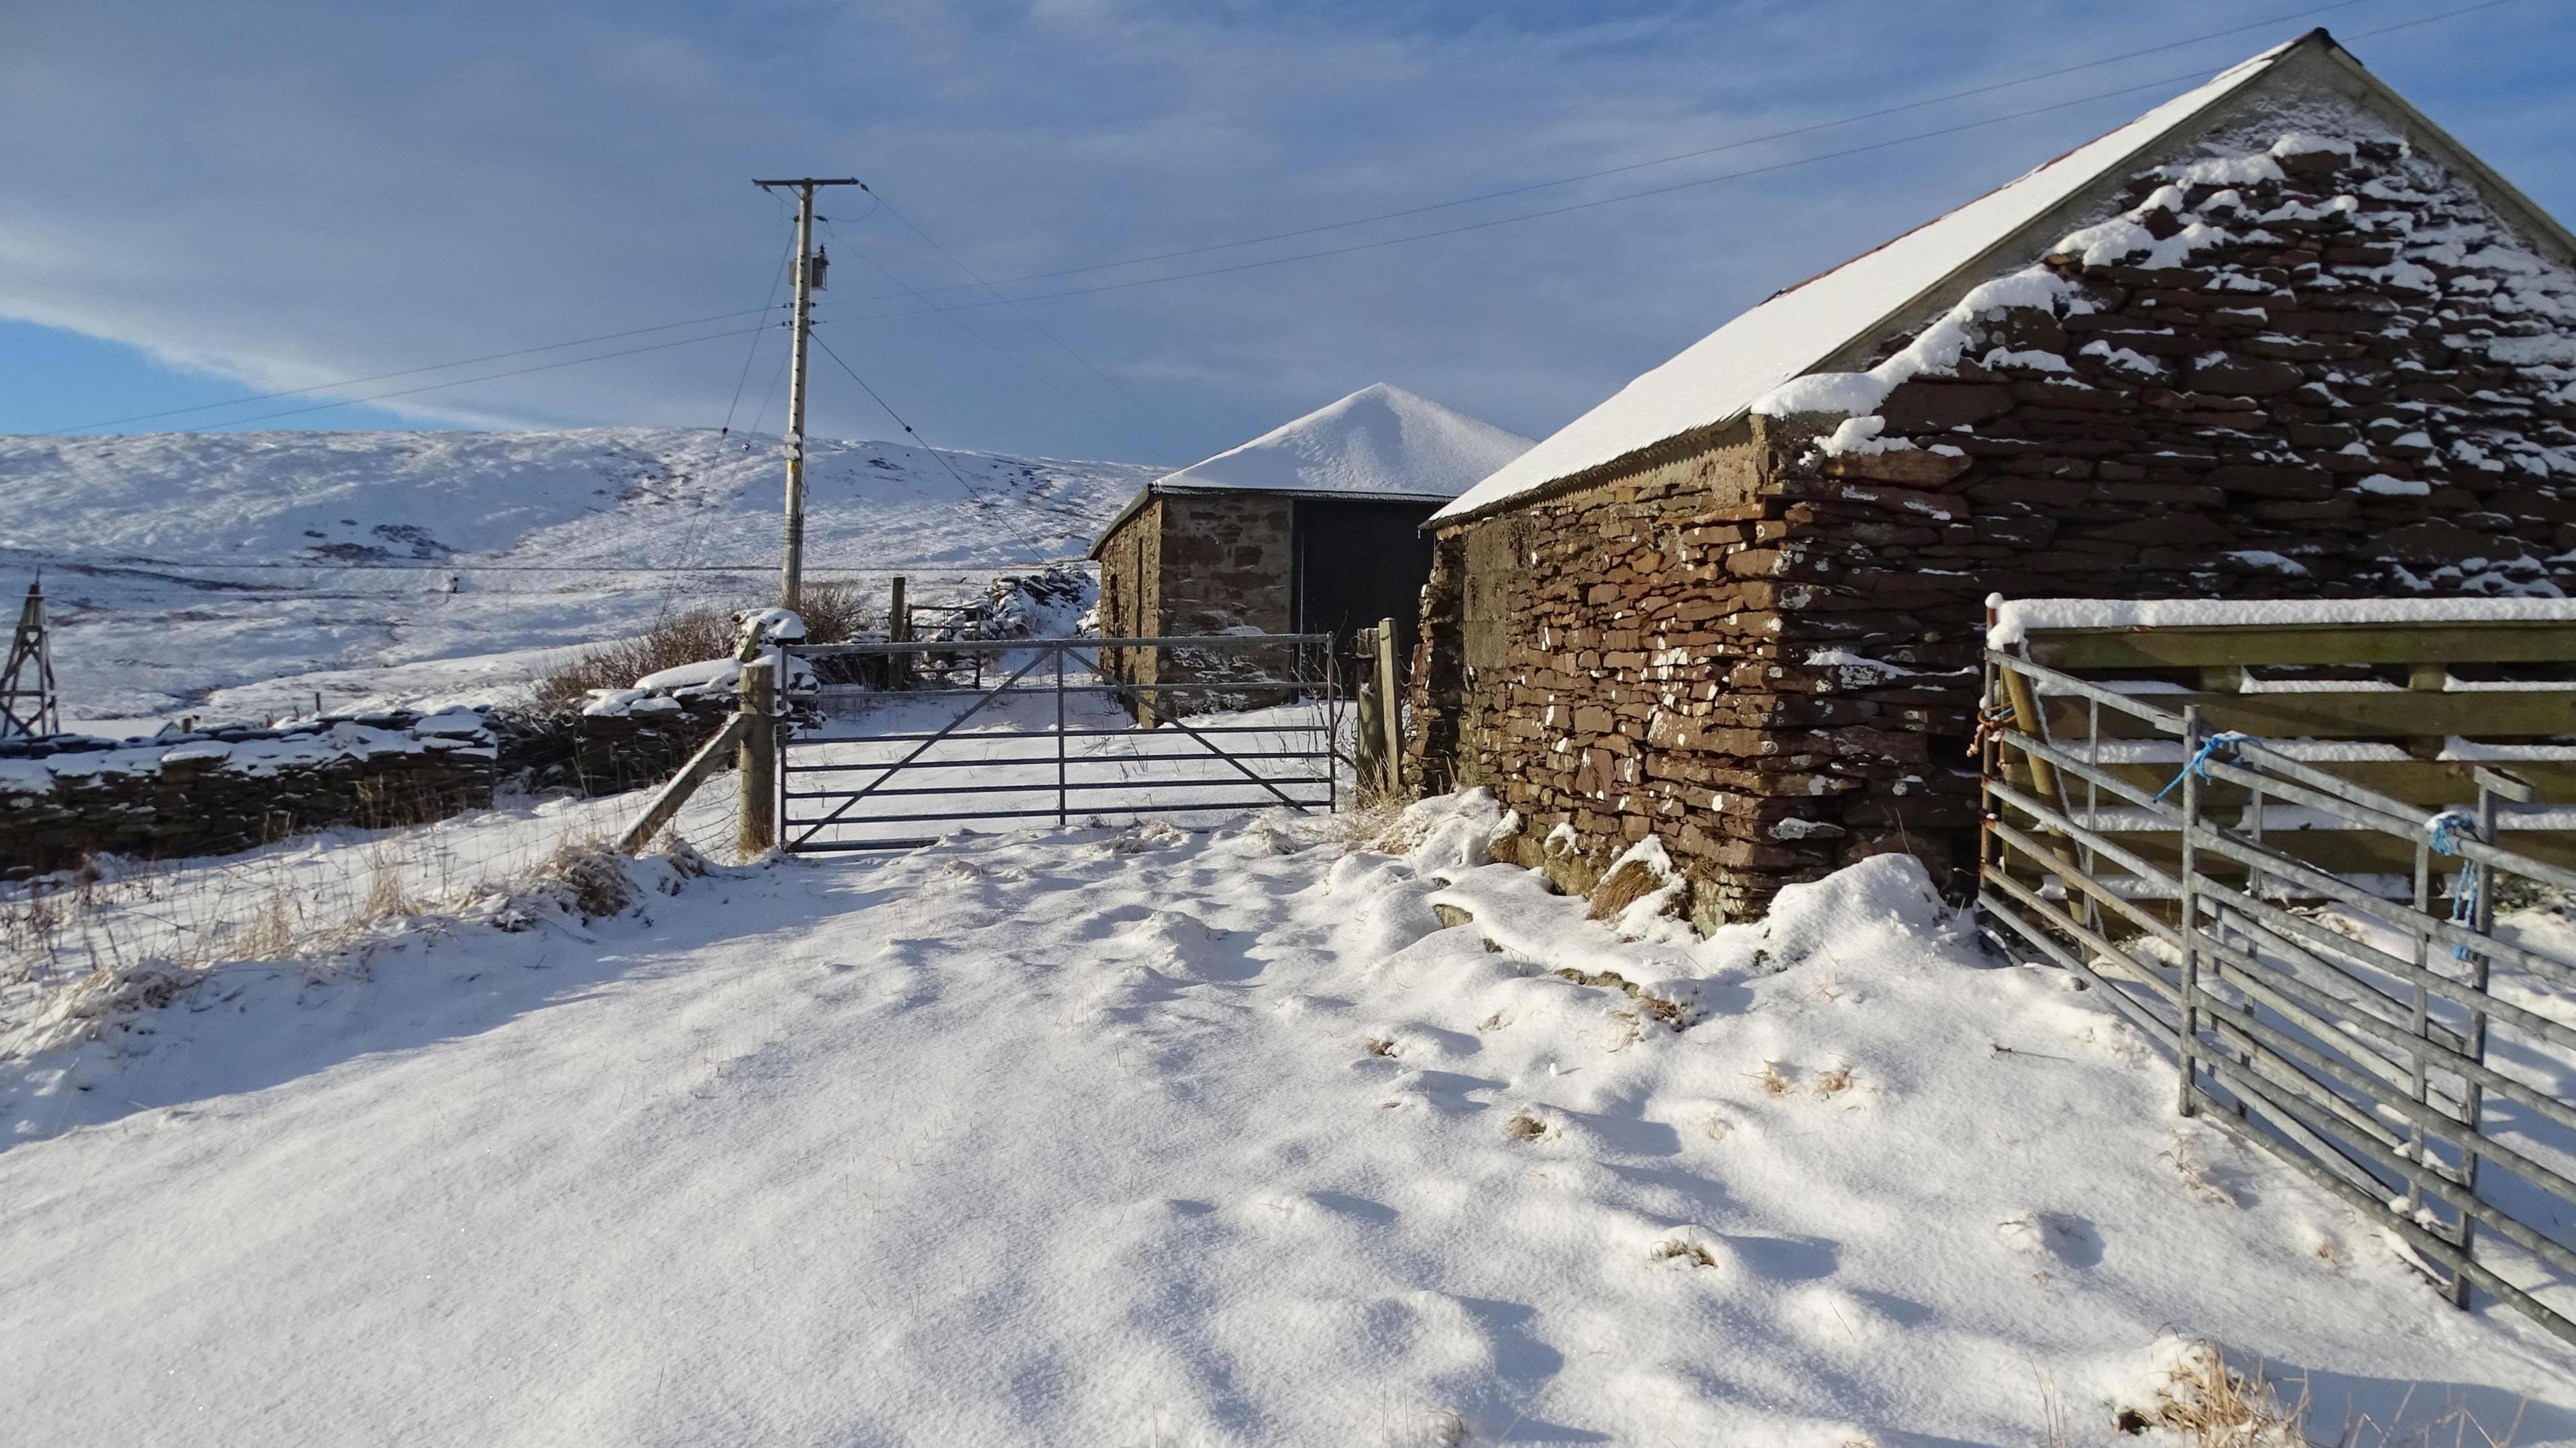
0, 427, 1157, 724
5, 789, 2571, 1445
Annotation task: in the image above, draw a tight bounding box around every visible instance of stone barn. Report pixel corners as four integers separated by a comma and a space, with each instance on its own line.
1091, 383, 1529, 706
1406, 29, 2576, 928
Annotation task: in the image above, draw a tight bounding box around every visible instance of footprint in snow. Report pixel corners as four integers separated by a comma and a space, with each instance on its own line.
1114, 909, 1260, 981
1994, 1211, 2102, 1268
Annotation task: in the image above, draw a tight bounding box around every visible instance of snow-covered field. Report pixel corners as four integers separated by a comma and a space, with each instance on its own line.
5, 789, 2571, 1445
0, 428, 1157, 724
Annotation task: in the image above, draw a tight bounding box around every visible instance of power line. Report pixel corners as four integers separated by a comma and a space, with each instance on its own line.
809, 333, 1063, 564
28, 0, 2512, 443
2348, 0, 2522, 36
853, 186, 1187, 445
720, 254, 792, 437
748, 329, 794, 439
800, 0, 2514, 318
841, 0, 2381, 299
824, 225, 1169, 458
182, 323, 769, 432
806, 63, 2259, 319
673, 239, 800, 599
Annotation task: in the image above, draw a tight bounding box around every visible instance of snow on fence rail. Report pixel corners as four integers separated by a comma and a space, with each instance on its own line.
1977, 605, 2576, 1345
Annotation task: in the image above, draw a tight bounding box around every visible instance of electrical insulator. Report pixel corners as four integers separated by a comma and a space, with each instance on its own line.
809, 247, 830, 291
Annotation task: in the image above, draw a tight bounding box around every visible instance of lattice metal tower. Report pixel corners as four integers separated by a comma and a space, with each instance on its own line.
0, 579, 60, 740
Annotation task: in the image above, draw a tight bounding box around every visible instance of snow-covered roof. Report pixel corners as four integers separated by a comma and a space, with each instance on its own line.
1158, 383, 1533, 502
1434, 36, 2312, 524
1091, 384, 1533, 555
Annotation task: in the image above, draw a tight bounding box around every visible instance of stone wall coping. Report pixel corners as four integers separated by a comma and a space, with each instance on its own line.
0, 708, 498, 795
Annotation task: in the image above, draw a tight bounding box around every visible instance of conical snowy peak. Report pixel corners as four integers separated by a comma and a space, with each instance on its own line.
1159, 383, 1532, 500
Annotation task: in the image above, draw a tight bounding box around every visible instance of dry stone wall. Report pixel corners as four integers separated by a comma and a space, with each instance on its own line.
1, 711, 496, 879
493, 695, 739, 798
1155, 493, 1295, 634
1412, 115, 2576, 925
1096, 491, 1299, 724
1, 691, 753, 878
1407, 431, 1867, 927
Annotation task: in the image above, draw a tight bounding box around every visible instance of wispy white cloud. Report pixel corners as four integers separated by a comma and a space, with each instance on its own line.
2, 0, 2567, 461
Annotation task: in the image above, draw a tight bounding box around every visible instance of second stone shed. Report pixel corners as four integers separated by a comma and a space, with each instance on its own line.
1090, 383, 1531, 709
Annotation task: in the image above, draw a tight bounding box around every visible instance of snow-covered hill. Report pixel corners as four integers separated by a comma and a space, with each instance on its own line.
0, 429, 1161, 721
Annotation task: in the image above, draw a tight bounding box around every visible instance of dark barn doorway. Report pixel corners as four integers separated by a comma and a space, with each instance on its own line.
1292, 498, 1440, 663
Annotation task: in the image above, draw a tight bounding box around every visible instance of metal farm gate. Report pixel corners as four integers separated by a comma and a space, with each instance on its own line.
1979, 616, 2576, 1345
775, 634, 1342, 853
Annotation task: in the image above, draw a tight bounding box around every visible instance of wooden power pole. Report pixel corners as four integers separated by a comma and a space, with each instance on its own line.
752, 176, 859, 612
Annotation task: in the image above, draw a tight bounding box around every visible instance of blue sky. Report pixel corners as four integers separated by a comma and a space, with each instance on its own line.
3, 0, 2570, 468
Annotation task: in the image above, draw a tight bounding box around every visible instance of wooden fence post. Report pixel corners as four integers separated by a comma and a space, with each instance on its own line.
1374, 616, 1403, 795
738, 658, 777, 856
1352, 626, 1385, 792
888, 575, 910, 690
612, 714, 749, 855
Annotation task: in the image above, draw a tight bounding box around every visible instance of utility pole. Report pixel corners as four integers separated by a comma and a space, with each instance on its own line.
752, 176, 859, 612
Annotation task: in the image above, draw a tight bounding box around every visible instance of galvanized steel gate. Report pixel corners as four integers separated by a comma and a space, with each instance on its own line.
1979, 643, 2576, 1346
775, 634, 1340, 853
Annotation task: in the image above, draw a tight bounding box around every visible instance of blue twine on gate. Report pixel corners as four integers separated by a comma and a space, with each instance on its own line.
2154, 730, 2254, 803
2427, 806, 2481, 960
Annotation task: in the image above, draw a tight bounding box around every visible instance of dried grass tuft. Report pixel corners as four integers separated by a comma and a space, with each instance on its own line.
2096, 1339, 2526, 1446
1585, 854, 1669, 921
2040, 1381, 2071, 1448
235, 893, 297, 960
793, 579, 873, 647
2126, 1340, 2311, 1446
362, 853, 417, 922
1550, 964, 1688, 1027
5, 818, 719, 1057
530, 606, 739, 709
2163, 1131, 2243, 1207
541, 839, 636, 920
1650, 1235, 1721, 1269
1326, 779, 1418, 852
528, 587, 871, 709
